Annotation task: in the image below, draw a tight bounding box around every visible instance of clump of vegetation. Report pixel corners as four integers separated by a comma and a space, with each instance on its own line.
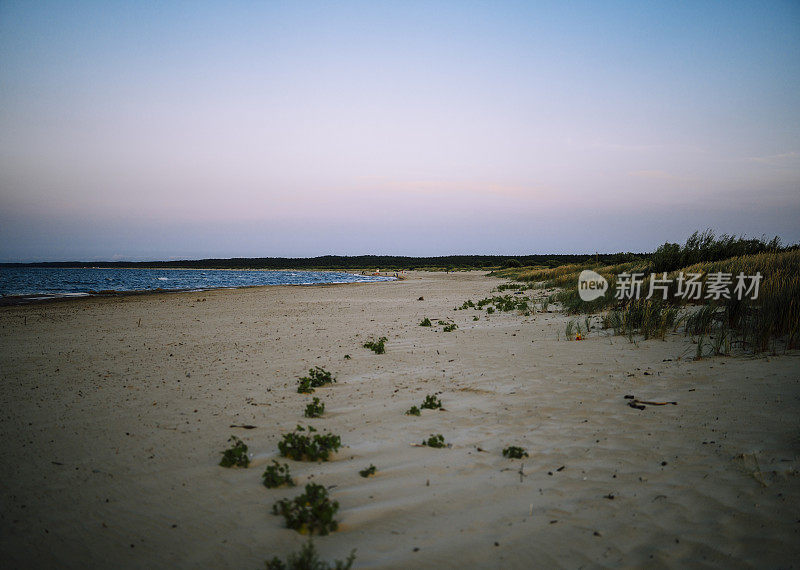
459, 299, 475, 309
442, 322, 458, 332
419, 317, 432, 327
422, 434, 447, 448
502, 446, 529, 459
602, 299, 680, 340
650, 229, 784, 273
304, 397, 325, 418
405, 405, 421, 416
363, 337, 388, 354
495, 282, 527, 292
359, 464, 377, 478
420, 394, 443, 410
266, 539, 355, 570
219, 435, 250, 468
278, 425, 342, 461
297, 367, 336, 394
263, 460, 295, 488
272, 483, 340, 535
473, 294, 531, 314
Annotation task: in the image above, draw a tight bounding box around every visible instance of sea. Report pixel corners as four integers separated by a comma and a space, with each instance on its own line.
0, 267, 395, 301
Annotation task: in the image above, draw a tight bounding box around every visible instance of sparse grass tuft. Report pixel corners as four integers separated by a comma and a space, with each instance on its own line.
304, 397, 325, 418
272, 483, 340, 535
297, 367, 336, 394
419, 317, 432, 327
502, 446, 529, 459
405, 405, 421, 416
363, 337, 388, 354
262, 460, 295, 488
359, 464, 377, 478
266, 539, 355, 570
278, 425, 342, 462
422, 434, 447, 448
420, 394, 443, 410
219, 435, 250, 468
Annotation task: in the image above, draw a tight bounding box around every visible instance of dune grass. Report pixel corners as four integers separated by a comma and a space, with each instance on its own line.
498, 236, 798, 353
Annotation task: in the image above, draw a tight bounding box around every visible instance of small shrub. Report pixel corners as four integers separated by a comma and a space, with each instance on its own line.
420, 394, 442, 410
266, 539, 355, 570
442, 323, 458, 332
278, 425, 342, 461
419, 317, 432, 327
304, 397, 325, 418
422, 434, 446, 448
263, 460, 295, 488
219, 435, 250, 468
363, 337, 388, 354
297, 367, 336, 394
473, 316, 479, 321
486, 307, 495, 314
502, 446, 529, 459
405, 405, 421, 416
359, 464, 377, 478
272, 483, 339, 535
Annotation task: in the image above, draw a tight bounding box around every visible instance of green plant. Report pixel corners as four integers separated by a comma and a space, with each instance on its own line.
420, 394, 442, 410
405, 405, 421, 416
219, 435, 250, 468
419, 317, 432, 327
502, 446, 529, 459
266, 539, 355, 570
297, 367, 336, 394
304, 397, 325, 418
278, 425, 342, 462
422, 434, 446, 448
442, 322, 458, 332
272, 483, 340, 535
495, 283, 526, 292
486, 307, 495, 314
262, 460, 295, 488
565, 319, 576, 340
473, 315, 479, 321
363, 337, 387, 354
359, 464, 377, 478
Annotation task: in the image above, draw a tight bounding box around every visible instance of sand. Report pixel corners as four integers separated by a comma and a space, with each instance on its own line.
1, 271, 798, 568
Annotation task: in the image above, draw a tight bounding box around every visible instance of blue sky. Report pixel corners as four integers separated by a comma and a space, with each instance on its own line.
1, 1, 798, 261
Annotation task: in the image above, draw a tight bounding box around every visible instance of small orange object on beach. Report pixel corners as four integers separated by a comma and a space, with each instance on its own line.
575, 334, 583, 341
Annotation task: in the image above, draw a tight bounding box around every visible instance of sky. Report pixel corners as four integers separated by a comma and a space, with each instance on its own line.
1, 1, 798, 261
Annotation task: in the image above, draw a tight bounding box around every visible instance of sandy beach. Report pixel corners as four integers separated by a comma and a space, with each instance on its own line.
1, 271, 798, 568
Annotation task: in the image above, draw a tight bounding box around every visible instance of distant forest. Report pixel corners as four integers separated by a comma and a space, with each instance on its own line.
1, 253, 642, 271
4, 232, 791, 271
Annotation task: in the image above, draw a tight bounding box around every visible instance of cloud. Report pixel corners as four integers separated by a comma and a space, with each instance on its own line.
745, 151, 800, 166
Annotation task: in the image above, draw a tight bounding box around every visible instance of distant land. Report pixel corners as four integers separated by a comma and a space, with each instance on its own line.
0, 253, 643, 271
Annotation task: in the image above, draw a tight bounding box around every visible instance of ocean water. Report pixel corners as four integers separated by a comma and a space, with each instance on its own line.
0, 267, 394, 299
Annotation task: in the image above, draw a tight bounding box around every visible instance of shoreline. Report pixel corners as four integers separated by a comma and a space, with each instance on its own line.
1, 271, 798, 568
0, 268, 397, 306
